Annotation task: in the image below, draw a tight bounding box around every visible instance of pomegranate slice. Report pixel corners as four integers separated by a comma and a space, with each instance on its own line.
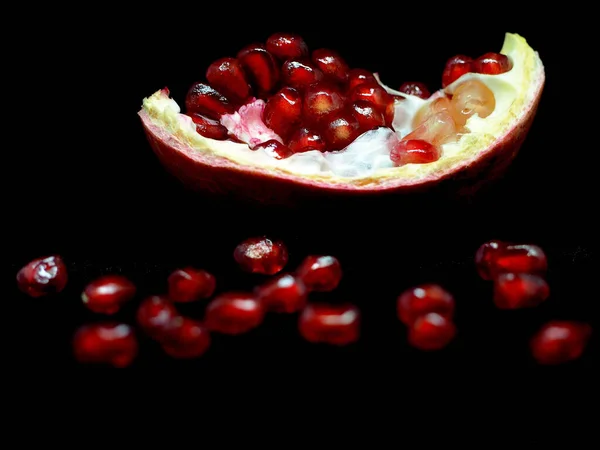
139, 33, 544, 205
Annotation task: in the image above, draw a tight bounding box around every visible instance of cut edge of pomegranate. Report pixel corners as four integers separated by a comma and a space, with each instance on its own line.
138, 33, 544, 199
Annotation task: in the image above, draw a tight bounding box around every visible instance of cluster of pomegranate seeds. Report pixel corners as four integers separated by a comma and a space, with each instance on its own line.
233, 236, 289, 275
442, 52, 513, 88
81, 274, 136, 314
16, 255, 68, 297
397, 284, 456, 350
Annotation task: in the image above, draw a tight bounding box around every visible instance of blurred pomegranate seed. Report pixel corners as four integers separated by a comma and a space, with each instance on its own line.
160, 317, 211, 359
254, 273, 307, 313
530, 321, 592, 365
73, 323, 138, 367
204, 292, 264, 335
475, 240, 507, 280
206, 56, 252, 104
254, 140, 294, 159
442, 54, 473, 87
397, 284, 455, 325
136, 295, 179, 340
233, 236, 288, 275
16, 255, 68, 297
493, 244, 548, 277
266, 32, 309, 61
398, 81, 431, 99
473, 52, 512, 75
299, 303, 360, 346
390, 139, 441, 166
493, 273, 550, 309
281, 59, 324, 91
295, 255, 342, 292
168, 267, 216, 303
408, 313, 456, 350
312, 48, 350, 84
81, 274, 136, 314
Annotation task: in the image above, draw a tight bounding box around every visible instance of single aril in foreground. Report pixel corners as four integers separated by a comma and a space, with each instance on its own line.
73, 323, 138, 367
136, 295, 180, 340
475, 240, 548, 280
204, 291, 264, 335
233, 236, 288, 275
16, 255, 68, 297
81, 274, 136, 314
160, 316, 211, 359
295, 255, 342, 292
254, 273, 307, 313
298, 303, 360, 346
139, 32, 544, 204
493, 272, 550, 309
530, 321, 592, 365
167, 267, 216, 302
408, 312, 456, 351
397, 284, 455, 325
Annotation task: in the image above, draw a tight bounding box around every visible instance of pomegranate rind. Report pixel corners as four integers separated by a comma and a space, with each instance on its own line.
138, 33, 544, 203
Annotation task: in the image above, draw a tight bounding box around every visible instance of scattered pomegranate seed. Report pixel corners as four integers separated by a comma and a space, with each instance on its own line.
81, 274, 136, 314
298, 303, 360, 346
204, 292, 264, 335
321, 111, 361, 151
160, 316, 211, 359
237, 44, 280, 96
530, 321, 592, 365
442, 54, 473, 88
136, 295, 179, 340
390, 139, 441, 166
263, 86, 303, 140
167, 267, 216, 303
493, 273, 550, 309
281, 59, 324, 91
206, 56, 252, 104
287, 126, 327, 153
398, 81, 431, 99
474, 240, 506, 280
450, 79, 496, 123
185, 82, 236, 119
408, 313, 456, 351
295, 255, 342, 292
397, 284, 455, 325
233, 236, 288, 275
16, 255, 68, 297
347, 81, 394, 125
302, 81, 346, 124
350, 100, 386, 132
493, 244, 548, 277
254, 139, 294, 159
189, 113, 229, 140
72, 323, 138, 367
254, 273, 307, 313
473, 52, 512, 75
266, 32, 309, 61
311, 48, 350, 84
346, 68, 377, 91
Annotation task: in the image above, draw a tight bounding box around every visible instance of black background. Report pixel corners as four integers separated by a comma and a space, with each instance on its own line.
9, 6, 597, 385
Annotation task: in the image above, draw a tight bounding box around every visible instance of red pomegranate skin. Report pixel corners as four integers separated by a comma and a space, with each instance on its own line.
16, 255, 68, 297
73, 323, 138, 367
139, 74, 543, 206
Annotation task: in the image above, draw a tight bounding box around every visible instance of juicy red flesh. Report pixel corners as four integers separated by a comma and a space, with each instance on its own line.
441, 55, 473, 88
160, 317, 211, 359
287, 126, 327, 153
167, 267, 216, 303
136, 295, 179, 340
398, 81, 431, 99
189, 113, 229, 140
397, 284, 455, 325
473, 52, 513, 75
321, 111, 361, 150
237, 44, 280, 96
185, 82, 235, 119
298, 303, 360, 346
263, 87, 303, 140
233, 236, 288, 275
350, 101, 386, 132
204, 292, 264, 335
73, 323, 138, 367
295, 255, 342, 292
281, 59, 324, 91
254, 273, 308, 313
311, 48, 350, 84
266, 32, 309, 61
16, 255, 68, 297
390, 139, 441, 166
206, 57, 252, 104
346, 68, 377, 91
408, 313, 456, 350
530, 321, 592, 365
493, 273, 550, 309
254, 140, 294, 159
302, 81, 346, 124
81, 274, 136, 314
347, 81, 394, 125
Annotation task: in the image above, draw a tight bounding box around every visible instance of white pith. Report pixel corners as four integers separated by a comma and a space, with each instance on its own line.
141, 33, 543, 183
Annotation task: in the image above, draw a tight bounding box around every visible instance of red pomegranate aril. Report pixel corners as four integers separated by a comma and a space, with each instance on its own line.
296, 255, 342, 292
189, 113, 229, 140
321, 111, 361, 150
205, 292, 264, 335
168, 267, 216, 303
206, 57, 252, 104
493, 244, 548, 277
263, 86, 303, 140
237, 44, 280, 96
281, 59, 324, 91
475, 240, 507, 280
16, 255, 68, 297
442, 54, 473, 88
397, 284, 455, 326
302, 81, 346, 124
160, 317, 211, 359
136, 295, 179, 340
266, 32, 309, 61
73, 323, 138, 367
348, 81, 394, 125
233, 236, 288, 275
254, 273, 307, 313
350, 101, 386, 132
390, 139, 441, 166
408, 313, 456, 351
287, 126, 327, 153
398, 81, 431, 99
298, 303, 360, 346
493, 272, 550, 309
81, 274, 136, 314
185, 82, 235, 119
530, 321, 592, 365
312, 48, 350, 84
347, 68, 377, 91
473, 52, 513, 75
255, 140, 294, 159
